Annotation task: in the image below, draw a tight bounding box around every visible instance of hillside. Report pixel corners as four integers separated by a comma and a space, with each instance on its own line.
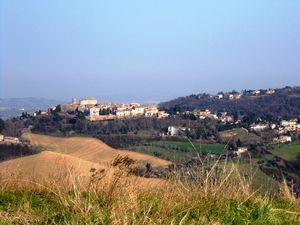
22, 133, 170, 168
159, 86, 300, 118
0, 151, 102, 180
0, 133, 170, 190
0, 150, 299, 224
0, 150, 166, 190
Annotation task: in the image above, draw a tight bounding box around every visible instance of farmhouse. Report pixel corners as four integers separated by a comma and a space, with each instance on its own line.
157, 111, 169, 119
167, 126, 190, 137
89, 107, 100, 117
273, 136, 292, 143
193, 109, 211, 119
252, 90, 261, 95
235, 147, 248, 156
250, 123, 269, 131
217, 94, 223, 99
266, 89, 275, 95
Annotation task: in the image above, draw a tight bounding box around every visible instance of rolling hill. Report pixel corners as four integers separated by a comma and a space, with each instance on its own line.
22, 133, 170, 168
0, 133, 170, 189
0, 151, 102, 180
159, 86, 300, 118
0, 150, 167, 190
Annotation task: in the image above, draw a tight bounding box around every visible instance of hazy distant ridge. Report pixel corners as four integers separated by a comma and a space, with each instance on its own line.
0, 97, 61, 118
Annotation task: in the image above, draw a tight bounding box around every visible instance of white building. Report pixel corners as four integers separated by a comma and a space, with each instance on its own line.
116, 110, 131, 117
145, 108, 159, 117
252, 90, 261, 95
266, 89, 275, 95
89, 107, 100, 117
250, 123, 269, 131
217, 94, 224, 99
167, 126, 189, 136
207, 114, 218, 120
235, 147, 248, 156
157, 111, 169, 119
273, 136, 292, 143
281, 120, 297, 127
131, 107, 145, 116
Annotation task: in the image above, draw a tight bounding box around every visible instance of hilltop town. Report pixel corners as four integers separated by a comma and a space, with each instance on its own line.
1, 86, 300, 157
56, 97, 170, 121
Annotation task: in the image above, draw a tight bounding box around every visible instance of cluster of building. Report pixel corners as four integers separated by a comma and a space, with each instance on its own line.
191, 109, 218, 120
273, 136, 292, 144
207, 88, 276, 100
59, 98, 170, 121
278, 119, 300, 133
250, 119, 300, 133
0, 134, 20, 145
249, 118, 300, 143
183, 109, 235, 123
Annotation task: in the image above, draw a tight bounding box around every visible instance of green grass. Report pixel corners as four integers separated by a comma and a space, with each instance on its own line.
220, 128, 262, 144
129, 141, 225, 164
0, 191, 110, 224
0, 190, 299, 224
269, 142, 300, 161
152, 141, 225, 153
234, 161, 281, 195
130, 145, 195, 164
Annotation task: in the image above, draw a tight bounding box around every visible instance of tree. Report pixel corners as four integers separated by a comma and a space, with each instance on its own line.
0, 119, 4, 133
236, 139, 242, 147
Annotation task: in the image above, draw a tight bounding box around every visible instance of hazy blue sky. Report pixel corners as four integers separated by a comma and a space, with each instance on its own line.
1, 1, 300, 102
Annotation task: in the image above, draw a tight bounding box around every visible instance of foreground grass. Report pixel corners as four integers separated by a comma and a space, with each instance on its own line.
0, 189, 299, 224
0, 156, 300, 224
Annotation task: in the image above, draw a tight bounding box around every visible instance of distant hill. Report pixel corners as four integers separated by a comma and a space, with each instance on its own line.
159, 86, 300, 119
0, 97, 61, 118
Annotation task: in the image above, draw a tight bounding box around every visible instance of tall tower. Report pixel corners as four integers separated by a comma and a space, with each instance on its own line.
71, 97, 77, 105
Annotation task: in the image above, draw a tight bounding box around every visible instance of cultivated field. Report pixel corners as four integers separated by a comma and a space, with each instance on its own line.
270, 143, 300, 161
0, 133, 170, 191
22, 133, 170, 167
129, 140, 225, 163
219, 128, 262, 144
